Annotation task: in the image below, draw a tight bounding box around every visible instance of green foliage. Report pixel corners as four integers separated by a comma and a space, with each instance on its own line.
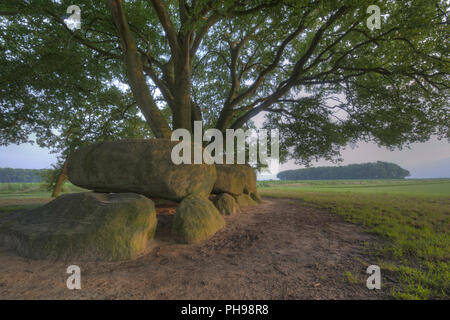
261, 0, 449, 164
39, 161, 66, 193
260, 180, 450, 299
0, 0, 153, 161
1, 0, 448, 163
277, 161, 410, 180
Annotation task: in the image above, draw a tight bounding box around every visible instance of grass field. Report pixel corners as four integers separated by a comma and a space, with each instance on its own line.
0, 182, 85, 212
259, 179, 450, 299
258, 179, 450, 196
0, 182, 85, 197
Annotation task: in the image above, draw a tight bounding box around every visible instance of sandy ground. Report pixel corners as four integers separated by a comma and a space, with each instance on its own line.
0, 198, 392, 299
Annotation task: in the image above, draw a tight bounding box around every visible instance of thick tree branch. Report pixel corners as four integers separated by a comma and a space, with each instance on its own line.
149, 0, 181, 57
227, 8, 312, 112
229, 1, 282, 16
42, 9, 122, 60
190, 1, 282, 58
215, 24, 261, 131
230, 6, 350, 129
108, 0, 172, 138
142, 61, 175, 108
190, 12, 220, 56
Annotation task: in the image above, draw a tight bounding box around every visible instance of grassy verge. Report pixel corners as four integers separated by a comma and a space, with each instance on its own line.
0, 182, 85, 195
257, 179, 450, 196
260, 188, 449, 299
0, 182, 86, 213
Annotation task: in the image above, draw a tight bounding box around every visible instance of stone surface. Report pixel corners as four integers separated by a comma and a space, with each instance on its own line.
213, 164, 261, 201
67, 139, 216, 202
172, 195, 225, 244
250, 191, 262, 203
234, 193, 258, 207
0, 192, 157, 261
213, 193, 240, 216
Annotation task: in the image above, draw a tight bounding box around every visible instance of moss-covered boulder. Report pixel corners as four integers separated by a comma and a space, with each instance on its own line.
0, 192, 157, 261
250, 192, 262, 203
172, 195, 225, 244
213, 193, 240, 216
213, 164, 261, 202
67, 139, 216, 202
234, 193, 258, 207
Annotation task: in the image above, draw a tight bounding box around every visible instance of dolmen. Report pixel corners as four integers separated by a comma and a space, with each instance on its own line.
0, 139, 261, 261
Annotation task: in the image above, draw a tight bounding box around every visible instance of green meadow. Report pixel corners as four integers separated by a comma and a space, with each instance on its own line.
259, 179, 450, 299
0, 182, 85, 212
258, 179, 450, 196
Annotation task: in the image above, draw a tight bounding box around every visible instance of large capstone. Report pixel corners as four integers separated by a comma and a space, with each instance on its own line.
67, 139, 216, 202
213, 164, 261, 202
172, 194, 225, 244
0, 192, 157, 261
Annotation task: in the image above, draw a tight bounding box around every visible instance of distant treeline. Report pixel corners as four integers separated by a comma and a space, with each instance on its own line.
0, 168, 48, 183
277, 162, 410, 180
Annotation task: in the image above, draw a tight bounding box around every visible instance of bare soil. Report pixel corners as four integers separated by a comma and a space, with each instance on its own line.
0, 198, 392, 299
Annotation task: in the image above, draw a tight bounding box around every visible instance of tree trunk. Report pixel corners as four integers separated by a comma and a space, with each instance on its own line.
172, 84, 192, 131
124, 50, 173, 138
215, 104, 235, 133
172, 49, 193, 131
52, 162, 67, 198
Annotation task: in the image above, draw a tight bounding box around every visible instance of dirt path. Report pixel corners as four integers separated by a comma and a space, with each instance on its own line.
0, 199, 391, 299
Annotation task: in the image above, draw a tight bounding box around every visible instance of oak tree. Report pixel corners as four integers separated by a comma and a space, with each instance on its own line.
1, 0, 448, 166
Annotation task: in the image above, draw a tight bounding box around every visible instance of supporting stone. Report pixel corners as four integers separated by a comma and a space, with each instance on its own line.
213, 164, 261, 202
234, 193, 258, 207
0, 192, 157, 261
172, 194, 225, 244
213, 193, 240, 216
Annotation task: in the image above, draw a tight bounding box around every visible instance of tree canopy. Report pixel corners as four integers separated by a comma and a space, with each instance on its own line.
277, 161, 410, 180
1, 0, 449, 164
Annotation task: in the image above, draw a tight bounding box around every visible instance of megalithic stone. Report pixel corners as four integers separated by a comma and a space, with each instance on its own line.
67, 139, 217, 202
